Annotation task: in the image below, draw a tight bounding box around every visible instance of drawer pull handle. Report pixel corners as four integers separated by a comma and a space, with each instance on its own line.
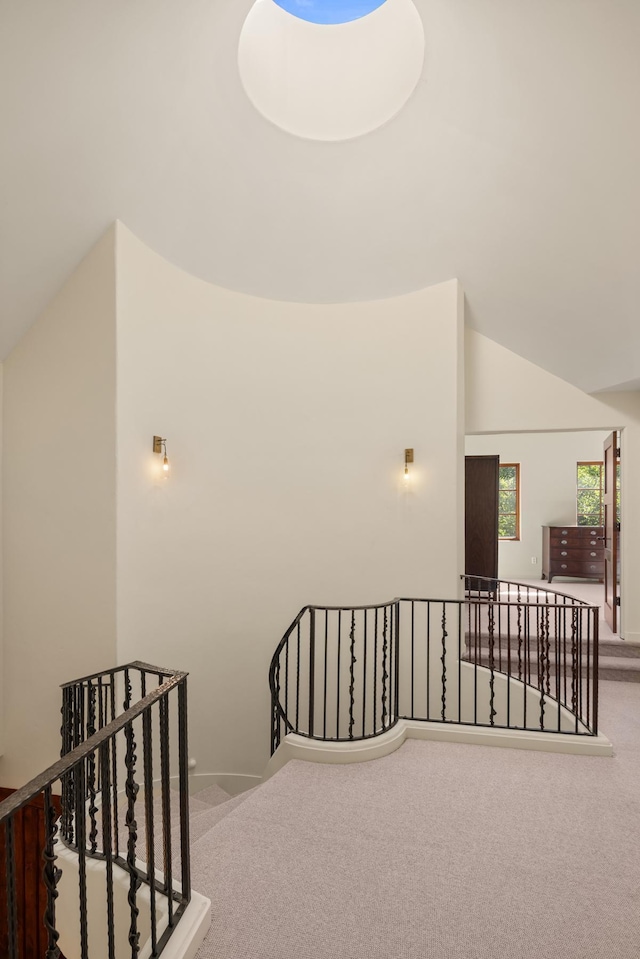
591, 552, 596, 557
561, 530, 568, 535
590, 541, 596, 546
561, 540, 568, 545
561, 551, 568, 556
590, 565, 596, 570
590, 530, 598, 535
561, 564, 568, 569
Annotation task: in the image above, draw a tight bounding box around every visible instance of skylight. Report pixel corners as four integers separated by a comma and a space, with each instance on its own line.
238, 0, 425, 141
272, 0, 388, 25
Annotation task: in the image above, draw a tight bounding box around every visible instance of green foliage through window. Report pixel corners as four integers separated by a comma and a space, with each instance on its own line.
576, 462, 603, 526
498, 464, 519, 539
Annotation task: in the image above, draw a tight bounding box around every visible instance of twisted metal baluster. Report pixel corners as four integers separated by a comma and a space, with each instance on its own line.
159, 696, 174, 928
571, 607, 578, 717
517, 587, 523, 681
441, 605, 448, 721
43, 785, 62, 959
488, 602, 496, 725
60, 687, 73, 842
66, 686, 78, 846
124, 668, 132, 712
99, 742, 116, 959
87, 681, 99, 853
348, 611, 357, 739
75, 761, 89, 959
538, 608, 546, 730
5, 817, 18, 959
124, 720, 141, 957
272, 657, 281, 754
544, 606, 552, 696
381, 608, 389, 729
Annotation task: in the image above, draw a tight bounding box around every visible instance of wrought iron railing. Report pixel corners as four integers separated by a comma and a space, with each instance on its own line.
269, 581, 599, 754
0, 661, 190, 959
463, 576, 599, 734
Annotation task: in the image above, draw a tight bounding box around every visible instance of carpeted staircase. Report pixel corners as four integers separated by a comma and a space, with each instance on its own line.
464, 633, 640, 682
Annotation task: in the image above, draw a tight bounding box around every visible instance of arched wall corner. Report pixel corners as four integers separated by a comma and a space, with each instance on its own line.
114, 222, 465, 780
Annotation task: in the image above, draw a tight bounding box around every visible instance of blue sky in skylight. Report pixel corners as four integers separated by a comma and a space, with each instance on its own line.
272, 0, 387, 25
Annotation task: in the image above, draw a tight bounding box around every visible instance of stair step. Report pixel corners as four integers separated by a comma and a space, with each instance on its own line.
597, 637, 640, 656
465, 653, 640, 682
192, 783, 232, 807
466, 637, 640, 660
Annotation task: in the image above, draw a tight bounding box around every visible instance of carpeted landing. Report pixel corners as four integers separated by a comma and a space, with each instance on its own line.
189, 681, 640, 959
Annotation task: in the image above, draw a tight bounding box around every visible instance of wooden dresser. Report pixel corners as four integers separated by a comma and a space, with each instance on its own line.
542, 525, 604, 583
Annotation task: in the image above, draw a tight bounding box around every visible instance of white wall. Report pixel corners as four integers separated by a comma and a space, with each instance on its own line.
0, 229, 117, 785
465, 431, 609, 580
466, 329, 640, 641
115, 224, 464, 781
0, 365, 3, 758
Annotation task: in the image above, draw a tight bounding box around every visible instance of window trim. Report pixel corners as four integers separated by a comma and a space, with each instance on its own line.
576, 460, 604, 527
498, 463, 520, 541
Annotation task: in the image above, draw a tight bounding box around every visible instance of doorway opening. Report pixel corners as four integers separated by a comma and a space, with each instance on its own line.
465, 428, 622, 642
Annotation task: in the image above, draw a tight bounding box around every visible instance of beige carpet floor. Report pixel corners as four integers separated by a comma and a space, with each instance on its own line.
192, 680, 640, 959
515, 578, 616, 638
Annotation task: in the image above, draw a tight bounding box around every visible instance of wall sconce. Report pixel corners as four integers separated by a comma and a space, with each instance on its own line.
153, 435, 170, 475
404, 448, 414, 484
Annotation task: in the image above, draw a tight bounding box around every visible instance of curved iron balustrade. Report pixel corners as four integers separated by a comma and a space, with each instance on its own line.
0, 661, 190, 959
269, 580, 599, 755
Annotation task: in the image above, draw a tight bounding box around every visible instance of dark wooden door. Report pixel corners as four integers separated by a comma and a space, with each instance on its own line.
465, 455, 499, 590
0, 788, 63, 959
603, 431, 619, 633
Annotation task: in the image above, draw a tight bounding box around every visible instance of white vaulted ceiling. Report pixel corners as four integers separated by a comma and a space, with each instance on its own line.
1, 0, 639, 392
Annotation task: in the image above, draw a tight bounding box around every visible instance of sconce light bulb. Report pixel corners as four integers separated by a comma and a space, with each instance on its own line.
163, 454, 170, 472
404, 464, 410, 482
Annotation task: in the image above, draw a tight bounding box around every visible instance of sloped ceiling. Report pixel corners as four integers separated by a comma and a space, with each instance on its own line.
1, 0, 639, 392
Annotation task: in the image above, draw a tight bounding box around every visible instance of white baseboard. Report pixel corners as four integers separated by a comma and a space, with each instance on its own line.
620, 631, 640, 646
264, 719, 613, 779
159, 892, 211, 959
186, 772, 262, 797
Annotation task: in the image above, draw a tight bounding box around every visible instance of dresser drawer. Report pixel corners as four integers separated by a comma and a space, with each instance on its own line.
542, 525, 605, 582
551, 547, 602, 561
550, 560, 604, 578
550, 528, 602, 547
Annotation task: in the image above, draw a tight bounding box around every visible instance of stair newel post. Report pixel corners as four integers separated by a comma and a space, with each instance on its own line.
592, 608, 599, 735
142, 705, 157, 955
159, 693, 174, 927
308, 609, 316, 739
296, 620, 301, 734
178, 679, 191, 906
457, 601, 463, 725
554, 605, 562, 732
394, 601, 401, 725
381, 607, 388, 730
